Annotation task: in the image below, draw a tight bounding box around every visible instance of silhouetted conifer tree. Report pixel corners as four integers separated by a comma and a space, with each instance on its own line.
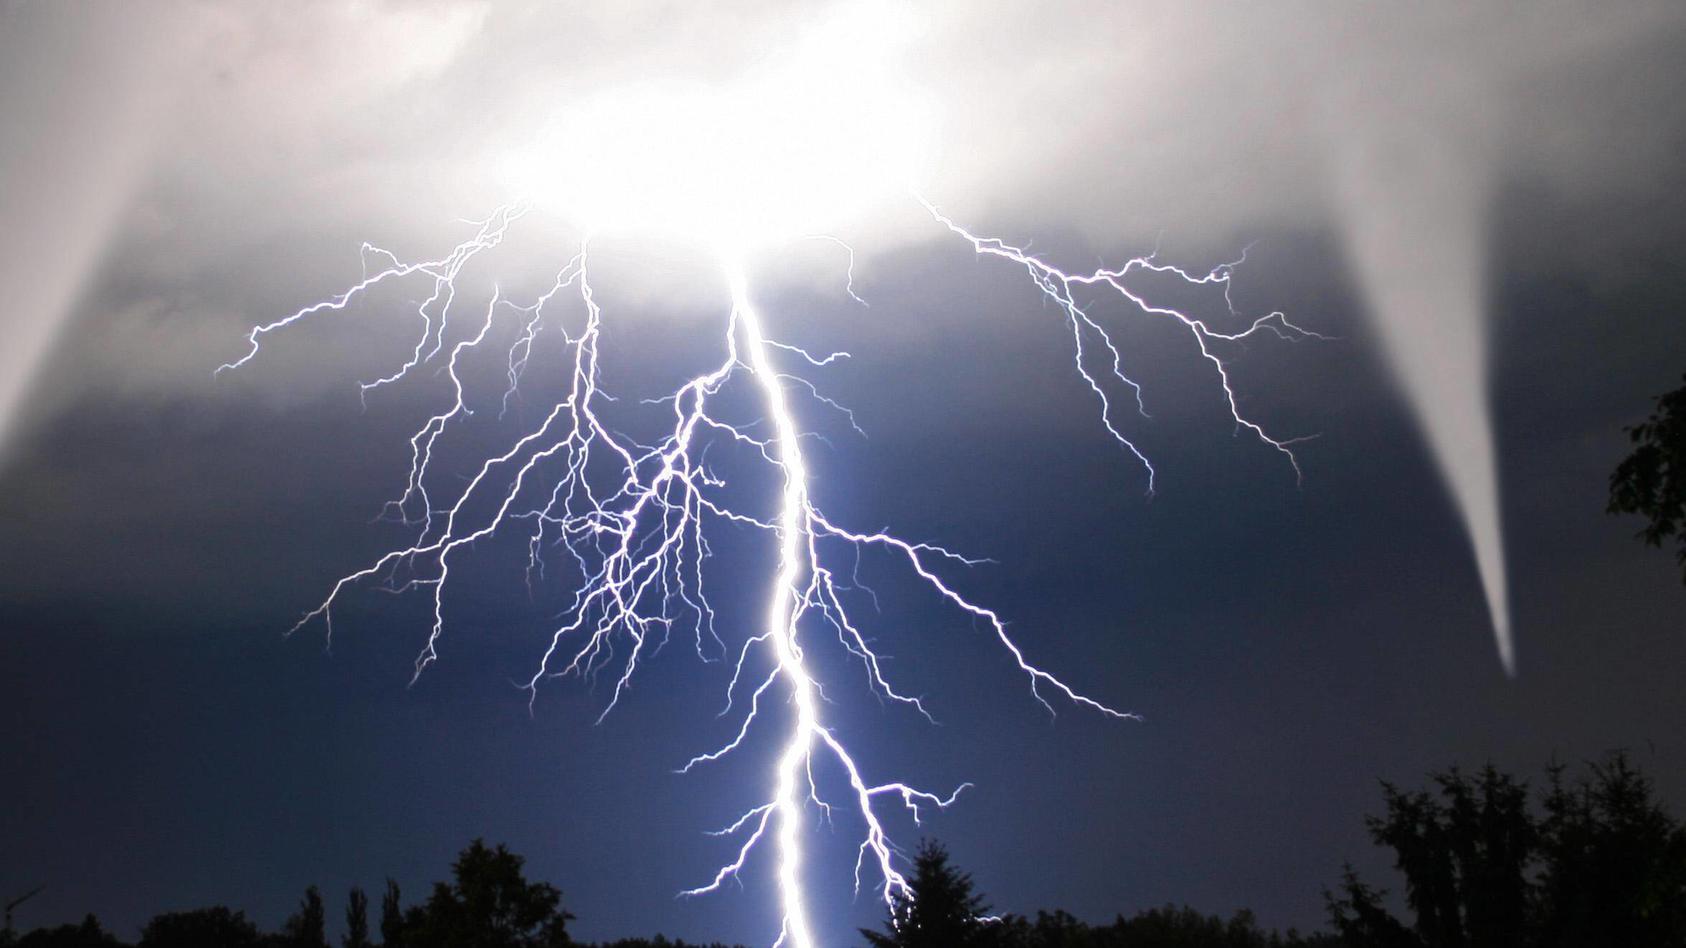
279, 887, 328, 948
1535, 755, 1686, 947
861, 840, 996, 948
342, 888, 370, 948
380, 880, 405, 948
1326, 869, 1421, 948
1331, 753, 1686, 948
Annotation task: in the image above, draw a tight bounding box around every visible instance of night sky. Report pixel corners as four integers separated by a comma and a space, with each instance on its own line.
4, 4, 1686, 947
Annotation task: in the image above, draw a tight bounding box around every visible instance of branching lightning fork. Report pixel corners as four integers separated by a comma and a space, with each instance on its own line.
222, 195, 1313, 947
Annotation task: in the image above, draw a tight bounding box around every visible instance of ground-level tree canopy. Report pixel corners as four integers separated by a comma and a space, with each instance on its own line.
383, 840, 573, 948
1610, 373, 1686, 582
1330, 753, 1686, 948
5, 755, 1683, 948
859, 839, 1335, 948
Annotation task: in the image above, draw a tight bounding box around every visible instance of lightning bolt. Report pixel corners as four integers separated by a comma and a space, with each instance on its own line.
222, 194, 1312, 947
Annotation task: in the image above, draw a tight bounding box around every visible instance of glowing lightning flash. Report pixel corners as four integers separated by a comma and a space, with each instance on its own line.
217, 9, 1318, 944
219, 199, 1314, 946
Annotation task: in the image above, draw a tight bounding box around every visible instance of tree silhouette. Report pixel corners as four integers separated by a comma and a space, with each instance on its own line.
593, 931, 751, 937
861, 840, 996, 948
4, 843, 751, 948
1357, 765, 1533, 948
18, 805, 1684, 948
1535, 755, 1686, 947
394, 840, 574, 948
992, 904, 1338, 947
137, 907, 260, 948
342, 888, 370, 948
381, 880, 405, 948
1326, 868, 1427, 948
1330, 753, 1686, 948
1610, 373, 1686, 581
12, 915, 124, 948
278, 887, 327, 948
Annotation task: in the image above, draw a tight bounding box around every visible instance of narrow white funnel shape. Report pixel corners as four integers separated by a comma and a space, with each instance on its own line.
1336, 102, 1514, 674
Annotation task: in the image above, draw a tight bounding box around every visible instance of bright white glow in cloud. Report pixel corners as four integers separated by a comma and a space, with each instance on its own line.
7, 0, 1685, 687
504, 2, 933, 250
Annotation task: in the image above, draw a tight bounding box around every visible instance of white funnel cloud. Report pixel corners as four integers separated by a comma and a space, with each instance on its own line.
0, 5, 181, 463
1332, 74, 1513, 674
0, 1, 482, 463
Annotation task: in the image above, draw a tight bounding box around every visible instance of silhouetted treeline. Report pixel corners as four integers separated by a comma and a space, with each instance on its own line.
2, 840, 733, 948
574, 938, 742, 947
991, 907, 1339, 948
7, 755, 1682, 948
860, 840, 1336, 948
1327, 752, 1686, 948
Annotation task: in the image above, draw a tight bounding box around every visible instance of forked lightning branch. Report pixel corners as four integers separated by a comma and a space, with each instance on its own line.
218, 195, 1315, 947
217, 9, 1316, 944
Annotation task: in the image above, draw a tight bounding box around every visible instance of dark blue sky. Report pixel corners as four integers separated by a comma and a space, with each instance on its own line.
4, 162, 1686, 948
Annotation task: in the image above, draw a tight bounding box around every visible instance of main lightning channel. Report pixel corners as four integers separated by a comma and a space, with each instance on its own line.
728, 263, 822, 948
